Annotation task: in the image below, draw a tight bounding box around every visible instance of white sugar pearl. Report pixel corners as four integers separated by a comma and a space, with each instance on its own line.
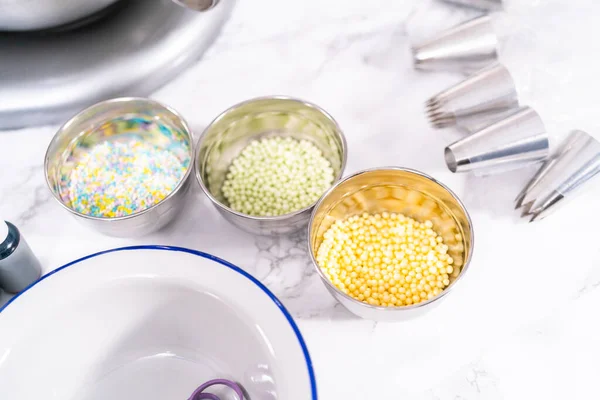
222, 137, 335, 216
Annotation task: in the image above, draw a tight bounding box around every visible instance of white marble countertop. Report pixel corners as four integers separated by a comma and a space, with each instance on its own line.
2, 0, 600, 398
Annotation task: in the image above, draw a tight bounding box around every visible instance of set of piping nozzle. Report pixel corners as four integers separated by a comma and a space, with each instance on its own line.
411, 0, 600, 222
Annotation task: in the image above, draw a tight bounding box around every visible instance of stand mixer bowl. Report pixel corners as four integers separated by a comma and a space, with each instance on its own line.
0, 0, 219, 31
0, 0, 122, 31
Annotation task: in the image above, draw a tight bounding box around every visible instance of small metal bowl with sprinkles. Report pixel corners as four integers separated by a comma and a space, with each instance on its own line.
308, 167, 474, 321
195, 96, 347, 236
45, 97, 194, 237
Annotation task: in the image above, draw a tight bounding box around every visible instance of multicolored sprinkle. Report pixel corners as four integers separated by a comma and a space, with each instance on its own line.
57, 116, 190, 218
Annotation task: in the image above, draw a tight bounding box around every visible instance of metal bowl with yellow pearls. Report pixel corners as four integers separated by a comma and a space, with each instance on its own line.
308, 167, 474, 321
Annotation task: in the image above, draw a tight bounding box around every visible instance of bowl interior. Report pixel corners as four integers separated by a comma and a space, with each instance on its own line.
0, 247, 315, 400
197, 98, 345, 207
45, 99, 193, 218
310, 168, 473, 294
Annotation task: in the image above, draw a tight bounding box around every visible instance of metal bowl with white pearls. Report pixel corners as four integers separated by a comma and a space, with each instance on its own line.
195, 96, 347, 236
0, 246, 317, 400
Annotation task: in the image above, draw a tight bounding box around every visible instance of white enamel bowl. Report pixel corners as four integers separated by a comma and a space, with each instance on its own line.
0, 246, 316, 400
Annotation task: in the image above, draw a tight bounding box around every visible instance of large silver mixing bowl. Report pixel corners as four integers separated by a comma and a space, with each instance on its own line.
0, 0, 121, 31
0, 0, 219, 31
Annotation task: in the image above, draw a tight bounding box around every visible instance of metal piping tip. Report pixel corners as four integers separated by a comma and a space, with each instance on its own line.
457, 107, 521, 134
444, 106, 549, 174
439, 0, 504, 11
519, 200, 535, 217
514, 130, 587, 209
526, 192, 564, 223
514, 190, 527, 209
425, 62, 519, 130
412, 15, 498, 74
516, 130, 600, 222
514, 156, 559, 209
426, 106, 457, 128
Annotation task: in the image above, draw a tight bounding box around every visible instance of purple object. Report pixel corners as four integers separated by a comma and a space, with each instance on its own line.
189, 379, 245, 400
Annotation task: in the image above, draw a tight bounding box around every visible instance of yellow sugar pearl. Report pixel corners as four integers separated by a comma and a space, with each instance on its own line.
316, 212, 458, 307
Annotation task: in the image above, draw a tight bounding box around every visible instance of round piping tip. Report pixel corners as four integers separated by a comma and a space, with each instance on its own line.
444, 147, 458, 173
444, 106, 549, 174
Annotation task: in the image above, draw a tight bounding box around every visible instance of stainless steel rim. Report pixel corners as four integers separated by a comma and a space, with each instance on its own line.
307, 166, 475, 312
44, 97, 195, 222
194, 95, 348, 222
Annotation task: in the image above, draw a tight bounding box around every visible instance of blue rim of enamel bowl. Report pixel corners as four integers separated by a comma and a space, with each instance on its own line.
0, 245, 318, 400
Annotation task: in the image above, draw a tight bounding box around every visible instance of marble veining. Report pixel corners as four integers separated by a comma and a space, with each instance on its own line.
1, 0, 599, 398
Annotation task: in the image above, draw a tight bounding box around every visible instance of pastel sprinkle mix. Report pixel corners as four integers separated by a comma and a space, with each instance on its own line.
58, 121, 190, 218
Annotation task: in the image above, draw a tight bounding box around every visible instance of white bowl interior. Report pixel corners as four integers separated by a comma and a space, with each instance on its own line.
0, 248, 315, 400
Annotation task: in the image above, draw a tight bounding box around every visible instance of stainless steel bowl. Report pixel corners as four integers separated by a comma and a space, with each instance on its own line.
0, 0, 220, 32
195, 96, 347, 236
0, 0, 121, 31
44, 97, 194, 237
308, 167, 474, 321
